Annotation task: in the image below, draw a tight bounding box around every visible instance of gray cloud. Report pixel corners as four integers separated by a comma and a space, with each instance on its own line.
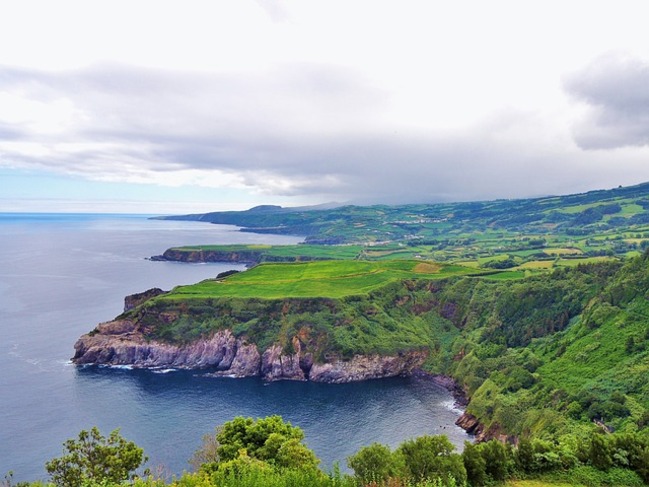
1, 62, 647, 206
564, 54, 649, 149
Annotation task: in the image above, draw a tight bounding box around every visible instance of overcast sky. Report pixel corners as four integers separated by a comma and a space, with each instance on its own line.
1, 0, 649, 213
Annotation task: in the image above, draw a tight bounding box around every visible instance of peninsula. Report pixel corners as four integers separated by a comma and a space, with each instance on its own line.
74, 182, 649, 442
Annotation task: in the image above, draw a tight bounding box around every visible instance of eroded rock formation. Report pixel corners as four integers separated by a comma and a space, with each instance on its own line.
72, 320, 427, 383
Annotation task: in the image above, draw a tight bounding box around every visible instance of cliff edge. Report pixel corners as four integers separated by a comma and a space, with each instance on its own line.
72, 319, 427, 383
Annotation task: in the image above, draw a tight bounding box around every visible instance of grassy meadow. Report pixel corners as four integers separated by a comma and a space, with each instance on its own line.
159, 260, 482, 300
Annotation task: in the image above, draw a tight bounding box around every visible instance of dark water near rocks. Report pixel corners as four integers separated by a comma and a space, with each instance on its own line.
0, 214, 469, 481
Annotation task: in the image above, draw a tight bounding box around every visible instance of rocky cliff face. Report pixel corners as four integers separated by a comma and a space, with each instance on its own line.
124, 288, 167, 312
72, 320, 427, 383
308, 350, 427, 383
150, 249, 262, 264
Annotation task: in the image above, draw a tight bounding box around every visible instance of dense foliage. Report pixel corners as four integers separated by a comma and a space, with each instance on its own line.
10, 419, 649, 487
44, 427, 147, 487
195, 415, 320, 473
115, 252, 649, 442
446, 254, 649, 440
158, 181, 649, 267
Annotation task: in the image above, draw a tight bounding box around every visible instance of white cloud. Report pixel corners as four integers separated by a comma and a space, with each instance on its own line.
1, 1, 649, 211
564, 53, 649, 149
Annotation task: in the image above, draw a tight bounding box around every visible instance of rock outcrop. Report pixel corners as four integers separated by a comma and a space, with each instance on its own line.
150, 249, 263, 264
261, 339, 309, 381
455, 412, 516, 443
124, 288, 167, 312
455, 412, 482, 436
73, 324, 256, 374
308, 350, 427, 383
72, 320, 427, 383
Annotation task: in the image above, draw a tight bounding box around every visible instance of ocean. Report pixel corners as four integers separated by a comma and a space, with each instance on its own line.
0, 213, 469, 481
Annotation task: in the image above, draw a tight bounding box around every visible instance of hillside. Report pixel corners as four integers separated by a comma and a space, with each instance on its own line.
74, 253, 649, 442
70, 182, 649, 466
153, 181, 649, 270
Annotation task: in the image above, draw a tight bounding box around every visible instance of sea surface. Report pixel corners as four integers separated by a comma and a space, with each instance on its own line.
0, 213, 469, 481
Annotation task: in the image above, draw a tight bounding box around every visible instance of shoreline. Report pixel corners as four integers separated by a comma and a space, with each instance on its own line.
410, 369, 469, 408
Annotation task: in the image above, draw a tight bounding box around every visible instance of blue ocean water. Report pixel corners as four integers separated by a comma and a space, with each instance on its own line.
0, 214, 469, 481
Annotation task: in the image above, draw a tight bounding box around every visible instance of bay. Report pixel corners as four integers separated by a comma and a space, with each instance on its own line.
0, 214, 469, 481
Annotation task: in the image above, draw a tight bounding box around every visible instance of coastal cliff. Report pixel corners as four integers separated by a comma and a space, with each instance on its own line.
150, 247, 334, 265
151, 248, 262, 265
72, 319, 428, 383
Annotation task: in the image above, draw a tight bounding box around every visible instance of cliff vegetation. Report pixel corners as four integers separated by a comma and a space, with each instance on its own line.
74, 251, 649, 443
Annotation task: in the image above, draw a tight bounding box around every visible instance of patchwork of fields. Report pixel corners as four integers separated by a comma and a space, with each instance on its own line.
160, 260, 481, 300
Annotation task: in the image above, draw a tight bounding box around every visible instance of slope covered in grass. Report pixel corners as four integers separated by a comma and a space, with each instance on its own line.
159, 260, 479, 300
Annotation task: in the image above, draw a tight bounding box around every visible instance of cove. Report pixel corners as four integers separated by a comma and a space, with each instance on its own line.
0, 214, 468, 480
73, 366, 469, 474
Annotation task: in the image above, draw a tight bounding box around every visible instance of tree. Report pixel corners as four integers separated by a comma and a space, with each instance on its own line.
462, 441, 486, 486
195, 415, 319, 471
589, 432, 612, 470
478, 440, 511, 481
275, 438, 320, 470
397, 435, 467, 484
347, 442, 401, 484
45, 427, 146, 487
189, 431, 221, 471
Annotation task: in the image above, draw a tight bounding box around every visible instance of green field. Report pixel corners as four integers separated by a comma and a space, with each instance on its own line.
171, 243, 365, 260
160, 260, 480, 300
157, 181, 649, 272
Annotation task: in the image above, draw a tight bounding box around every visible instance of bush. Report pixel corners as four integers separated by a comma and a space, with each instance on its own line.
397, 436, 467, 485
347, 442, 401, 484
45, 427, 147, 487
195, 416, 319, 472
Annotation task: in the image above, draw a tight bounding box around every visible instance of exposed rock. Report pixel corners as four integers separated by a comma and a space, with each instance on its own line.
73, 327, 259, 371
96, 319, 138, 335
261, 339, 306, 381
308, 350, 428, 383
455, 413, 516, 443
410, 370, 468, 407
211, 343, 261, 377
73, 321, 428, 384
124, 288, 167, 312
455, 412, 482, 435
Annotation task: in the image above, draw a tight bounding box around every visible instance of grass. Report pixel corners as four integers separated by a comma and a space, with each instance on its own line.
171, 244, 365, 260
543, 247, 582, 256
555, 256, 615, 267
504, 482, 583, 487
480, 270, 526, 280
159, 260, 479, 300
517, 260, 554, 270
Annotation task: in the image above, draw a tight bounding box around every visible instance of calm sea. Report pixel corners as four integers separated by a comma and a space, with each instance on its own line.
0, 214, 469, 481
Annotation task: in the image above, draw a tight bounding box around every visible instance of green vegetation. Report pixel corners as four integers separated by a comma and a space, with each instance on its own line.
55, 182, 649, 486
161, 260, 478, 300
44, 427, 147, 487
440, 254, 649, 441
194, 416, 320, 473
123, 253, 649, 439
157, 181, 649, 270
11, 419, 649, 487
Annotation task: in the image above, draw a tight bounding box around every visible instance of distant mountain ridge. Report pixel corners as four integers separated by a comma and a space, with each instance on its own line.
154, 181, 649, 245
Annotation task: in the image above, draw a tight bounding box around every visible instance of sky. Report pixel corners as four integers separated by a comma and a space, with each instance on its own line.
1, 0, 648, 214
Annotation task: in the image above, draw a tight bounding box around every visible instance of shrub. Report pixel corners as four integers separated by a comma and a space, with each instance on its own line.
45, 427, 147, 487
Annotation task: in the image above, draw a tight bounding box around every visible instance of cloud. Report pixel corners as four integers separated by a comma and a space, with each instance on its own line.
564, 53, 649, 149
1, 61, 648, 208
0, 63, 387, 186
